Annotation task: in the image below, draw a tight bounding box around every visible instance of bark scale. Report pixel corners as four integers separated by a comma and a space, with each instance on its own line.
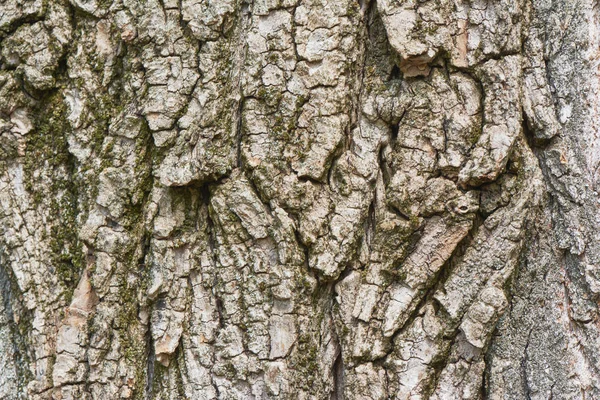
0, 0, 599, 399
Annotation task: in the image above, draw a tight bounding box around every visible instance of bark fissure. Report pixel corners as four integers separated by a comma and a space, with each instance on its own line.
1, 0, 599, 398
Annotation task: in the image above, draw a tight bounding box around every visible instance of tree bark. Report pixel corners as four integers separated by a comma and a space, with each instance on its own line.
1, 0, 599, 398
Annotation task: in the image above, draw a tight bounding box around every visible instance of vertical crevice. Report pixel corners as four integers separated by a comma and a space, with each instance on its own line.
236, 97, 244, 169
145, 322, 156, 400
234, 0, 251, 172
200, 184, 223, 330
480, 358, 489, 400
521, 327, 533, 400
389, 122, 399, 142
331, 348, 345, 400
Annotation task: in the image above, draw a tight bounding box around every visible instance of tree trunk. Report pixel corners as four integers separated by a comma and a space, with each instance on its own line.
1, 0, 599, 398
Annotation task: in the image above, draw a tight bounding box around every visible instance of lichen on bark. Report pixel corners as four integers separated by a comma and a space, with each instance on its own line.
1, 0, 600, 399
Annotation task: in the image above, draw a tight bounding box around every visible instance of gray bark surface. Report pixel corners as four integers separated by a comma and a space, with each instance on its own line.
0, 0, 599, 398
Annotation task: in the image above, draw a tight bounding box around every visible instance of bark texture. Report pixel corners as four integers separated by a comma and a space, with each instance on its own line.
0, 0, 599, 398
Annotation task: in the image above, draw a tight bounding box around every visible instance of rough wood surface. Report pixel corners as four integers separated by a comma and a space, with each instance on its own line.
1, 0, 599, 398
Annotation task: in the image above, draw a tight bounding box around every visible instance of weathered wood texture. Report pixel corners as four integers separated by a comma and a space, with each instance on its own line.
1, 0, 599, 398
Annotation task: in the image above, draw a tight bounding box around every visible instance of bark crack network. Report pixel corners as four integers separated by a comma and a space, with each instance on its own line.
0, 0, 599, 398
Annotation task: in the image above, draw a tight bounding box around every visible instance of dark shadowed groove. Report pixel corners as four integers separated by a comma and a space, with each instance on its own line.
145, 322, 156, 400
331, 347, 345, 400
